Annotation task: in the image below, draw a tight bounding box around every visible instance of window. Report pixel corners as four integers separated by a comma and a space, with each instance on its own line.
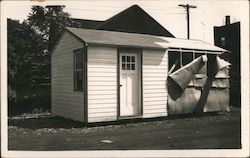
73, 49, 83, 91
168, 50, 208, 77
121, 55, 136, 70
221, 37, 226, 47
182, 52, 193, 66
168, 51, 180, 73
168, 50, 208, 74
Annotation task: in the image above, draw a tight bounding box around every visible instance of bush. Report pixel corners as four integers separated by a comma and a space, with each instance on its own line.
8, 86, 51, 116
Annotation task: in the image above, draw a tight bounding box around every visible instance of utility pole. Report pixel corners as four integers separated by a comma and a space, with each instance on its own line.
178, 4, 197, 39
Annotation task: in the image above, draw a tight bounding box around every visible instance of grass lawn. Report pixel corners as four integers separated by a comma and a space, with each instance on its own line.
8, 107, 241, 150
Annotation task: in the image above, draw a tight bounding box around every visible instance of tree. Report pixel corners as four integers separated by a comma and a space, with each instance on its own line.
27, 5, 72, 51
7, 19, 47, 114
8, 6, 73, 115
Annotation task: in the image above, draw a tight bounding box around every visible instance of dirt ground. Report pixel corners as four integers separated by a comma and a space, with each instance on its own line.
8, 107, 241, 150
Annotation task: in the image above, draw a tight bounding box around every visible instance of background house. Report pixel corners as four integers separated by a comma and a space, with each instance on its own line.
71, 5, 174, 37
214, 16, 241, 107
71, 18, 104, 29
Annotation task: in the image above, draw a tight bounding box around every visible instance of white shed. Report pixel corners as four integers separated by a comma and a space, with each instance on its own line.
51, 27, 230, 123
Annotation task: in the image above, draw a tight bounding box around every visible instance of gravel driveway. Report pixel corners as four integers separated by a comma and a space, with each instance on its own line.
8, 107, 241, 150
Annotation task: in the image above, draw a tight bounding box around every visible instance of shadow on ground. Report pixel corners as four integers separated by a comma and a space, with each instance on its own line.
8, 111, 225, 130
9, 116, 84, 129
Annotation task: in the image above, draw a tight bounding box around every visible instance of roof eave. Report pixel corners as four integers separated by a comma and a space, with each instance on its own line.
65, 27, 87, 44
167, 47, 229, 54
87, 42, 166, 50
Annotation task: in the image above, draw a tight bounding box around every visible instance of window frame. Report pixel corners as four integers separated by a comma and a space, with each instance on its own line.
194, 52, 208, 78
168, 51, 181, 74
73, 48, 84, 92
168, 49, 208, 87
121, 54, 136, 71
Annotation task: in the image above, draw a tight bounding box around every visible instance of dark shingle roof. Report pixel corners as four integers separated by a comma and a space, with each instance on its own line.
96, 5, 175, 37
69, 5, 174, 37
71, 18, 105, 29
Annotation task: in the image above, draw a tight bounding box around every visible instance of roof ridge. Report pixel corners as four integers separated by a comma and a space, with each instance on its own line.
66, 27, 207, 42
70, 18, 105, 22
66, 26, 171, 39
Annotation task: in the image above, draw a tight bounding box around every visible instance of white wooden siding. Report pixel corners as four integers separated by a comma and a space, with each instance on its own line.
143, 49, 168, 118
51, 31, 85, 122
87, 46, 117, 122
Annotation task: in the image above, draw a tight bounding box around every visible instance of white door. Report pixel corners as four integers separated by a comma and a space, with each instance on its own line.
120, 51, 140, 117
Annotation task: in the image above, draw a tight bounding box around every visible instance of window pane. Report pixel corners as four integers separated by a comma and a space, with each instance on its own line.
131, 56, 135, 62
182, 52, 193, 66
79, 52, 83, 68
122, 56, 125, 62
122, 64, 126, 70
74, 73, 77, 90
77, 53, 79, 69
195, 53, 203, 58
74, 51, 83, 70
78, 71, 83, 80
79, 71, 83, 91
132, 64, 135, 70
77, 53, 80, 69
221, 37, 226, 47
75, 53, 78, 69
74, 49, 83, 91
76, 53, 78, 69
168, 52, 180, 72
74, 71, 83, 91
127, 56, 130, 62
127, 64, 130, 70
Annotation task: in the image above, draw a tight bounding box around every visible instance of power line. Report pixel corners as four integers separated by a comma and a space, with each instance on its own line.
65, 7, 186, 15
178, 4, 197, 39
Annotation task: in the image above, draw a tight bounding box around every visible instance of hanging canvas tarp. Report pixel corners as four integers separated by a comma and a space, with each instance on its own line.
168, 55, 207, 91
203, 88, 230, 112
168, 87, 201, 115
216, 56, 231, 70
168, 55, 231, 115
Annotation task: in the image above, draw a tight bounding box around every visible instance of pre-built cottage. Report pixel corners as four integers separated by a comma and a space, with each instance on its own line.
51, 27, 230, 123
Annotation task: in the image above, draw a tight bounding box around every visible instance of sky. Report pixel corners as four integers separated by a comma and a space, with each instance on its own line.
2, 0, 249, 44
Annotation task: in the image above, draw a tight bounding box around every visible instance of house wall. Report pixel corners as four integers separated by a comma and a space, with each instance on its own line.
87, 45, 118, 122
142, 49, 168, 118
51, 31, 85, 122
87, 47, 168, 122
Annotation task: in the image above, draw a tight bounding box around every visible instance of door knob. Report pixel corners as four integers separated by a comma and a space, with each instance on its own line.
120, 85, 122, 87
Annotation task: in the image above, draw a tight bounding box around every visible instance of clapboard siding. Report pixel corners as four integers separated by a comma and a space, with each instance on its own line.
143, 49, 168, 118
51, 31, 85, 122
87, 46, 117, 122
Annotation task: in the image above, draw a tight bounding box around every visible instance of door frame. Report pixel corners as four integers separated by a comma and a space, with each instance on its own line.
117, 47, 143, 119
